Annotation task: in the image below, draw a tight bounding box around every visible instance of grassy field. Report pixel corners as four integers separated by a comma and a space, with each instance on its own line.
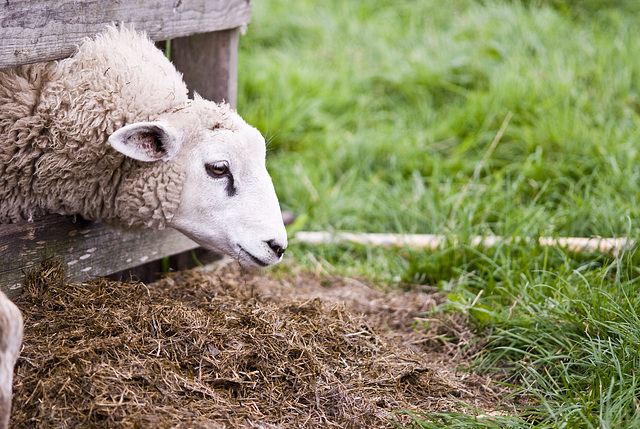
237, 0, 640, 427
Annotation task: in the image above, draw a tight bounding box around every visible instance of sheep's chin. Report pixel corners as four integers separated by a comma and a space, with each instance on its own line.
234, 244, 281, 268
169, 227, 283, 268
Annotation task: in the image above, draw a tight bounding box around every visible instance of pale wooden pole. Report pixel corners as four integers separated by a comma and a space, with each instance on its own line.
294, 231, 635, 255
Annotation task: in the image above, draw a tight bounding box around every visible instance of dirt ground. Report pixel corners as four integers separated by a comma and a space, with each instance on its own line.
10, 257, 516, 428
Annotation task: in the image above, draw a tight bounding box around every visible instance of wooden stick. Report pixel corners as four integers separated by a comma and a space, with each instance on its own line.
294, 231, 635, 254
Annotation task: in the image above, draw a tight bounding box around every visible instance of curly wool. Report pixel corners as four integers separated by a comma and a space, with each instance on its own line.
0, 26, 189, 228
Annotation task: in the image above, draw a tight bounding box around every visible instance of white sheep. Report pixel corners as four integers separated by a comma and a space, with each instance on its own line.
0, 291, 22, 429
0, 25, 288, 267
0, 25, 288, 424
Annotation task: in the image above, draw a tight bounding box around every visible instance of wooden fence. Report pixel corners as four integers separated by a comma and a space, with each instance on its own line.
0, 0, 252, 297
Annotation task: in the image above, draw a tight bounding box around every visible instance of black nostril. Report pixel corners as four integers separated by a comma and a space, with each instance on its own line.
266, 239, 286, 258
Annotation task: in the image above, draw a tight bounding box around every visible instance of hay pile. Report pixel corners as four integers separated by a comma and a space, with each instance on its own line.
11, 259, 512, 428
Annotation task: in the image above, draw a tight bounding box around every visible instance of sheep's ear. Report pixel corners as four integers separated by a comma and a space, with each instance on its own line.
108, 121, 181, 162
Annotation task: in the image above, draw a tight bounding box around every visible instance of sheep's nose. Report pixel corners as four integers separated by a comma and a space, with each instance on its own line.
266, 239, 286, 258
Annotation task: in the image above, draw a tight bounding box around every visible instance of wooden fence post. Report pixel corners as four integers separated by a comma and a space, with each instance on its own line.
171, 28, 240, 108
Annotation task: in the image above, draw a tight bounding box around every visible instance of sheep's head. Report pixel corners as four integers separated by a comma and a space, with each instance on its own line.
108, 99, 288, 267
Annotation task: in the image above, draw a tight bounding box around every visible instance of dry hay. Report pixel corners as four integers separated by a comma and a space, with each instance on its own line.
11, 259, 514, 428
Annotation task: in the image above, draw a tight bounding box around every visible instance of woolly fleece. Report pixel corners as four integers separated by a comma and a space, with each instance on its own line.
0, 26, 211, 228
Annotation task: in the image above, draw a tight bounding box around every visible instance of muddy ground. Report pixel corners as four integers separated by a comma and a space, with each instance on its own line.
11, 258, 516, 428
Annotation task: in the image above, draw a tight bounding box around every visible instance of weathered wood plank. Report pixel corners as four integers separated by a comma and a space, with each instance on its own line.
0, 0, 252, 68
172, 28, 240, 108
0, 216, 198, 298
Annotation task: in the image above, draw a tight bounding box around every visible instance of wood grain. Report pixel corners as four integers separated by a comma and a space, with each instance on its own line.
172, 28, 239, 108
0, 0, 252, 68
0, 216, 199, 298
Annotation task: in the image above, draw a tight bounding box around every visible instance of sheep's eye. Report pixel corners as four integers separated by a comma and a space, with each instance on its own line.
206, 162, 229, 177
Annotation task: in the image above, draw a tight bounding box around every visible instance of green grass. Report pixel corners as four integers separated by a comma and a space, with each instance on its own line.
237, 0, 640, 427
400, 241, 640, 427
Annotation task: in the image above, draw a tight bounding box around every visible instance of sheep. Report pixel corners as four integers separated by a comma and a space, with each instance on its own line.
0, 25, 288, 267
0, 25, 288, 424
0, 291, 22, 429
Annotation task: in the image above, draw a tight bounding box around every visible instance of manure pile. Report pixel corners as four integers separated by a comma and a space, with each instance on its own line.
11, 259, 512, 428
